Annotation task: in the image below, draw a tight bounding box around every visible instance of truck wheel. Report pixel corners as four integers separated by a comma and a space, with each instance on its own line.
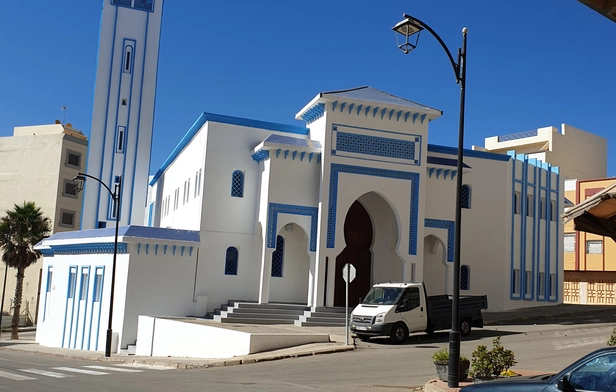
390, 323, 408, 344
460, 319, 472, 336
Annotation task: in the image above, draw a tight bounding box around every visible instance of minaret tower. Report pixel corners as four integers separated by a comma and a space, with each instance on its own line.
82, 0, 164, 229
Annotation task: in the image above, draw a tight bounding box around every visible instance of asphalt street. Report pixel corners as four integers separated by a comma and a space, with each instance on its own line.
1, 310, 615, 391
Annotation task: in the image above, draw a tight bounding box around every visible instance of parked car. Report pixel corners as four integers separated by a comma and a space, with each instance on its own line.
460, 347, 616, 391
349, 282, 488, 344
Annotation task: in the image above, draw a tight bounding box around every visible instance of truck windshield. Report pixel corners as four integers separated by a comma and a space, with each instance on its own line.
363, 287, 404, 305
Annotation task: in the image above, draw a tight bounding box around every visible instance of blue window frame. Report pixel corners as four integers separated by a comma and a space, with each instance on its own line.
93, 268, 104, 303
461, 185, 471, 209
231, 170, 244, 198
225, 247, 238, 275
79, 267, 90, 301
271, 235, 284, 277
461, 265, 470, 290
67, 268, 77, 299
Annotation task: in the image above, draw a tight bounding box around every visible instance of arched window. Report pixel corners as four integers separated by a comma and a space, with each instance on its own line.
271, 235, 284, 277
231, 170, 244, 198
225, 247, 238, 275
461, 265, 470, 290
461, 185, 471, 209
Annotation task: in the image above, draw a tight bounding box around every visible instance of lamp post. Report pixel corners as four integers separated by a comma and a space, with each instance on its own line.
393, 14, 467, 388
73, 173, 122, 357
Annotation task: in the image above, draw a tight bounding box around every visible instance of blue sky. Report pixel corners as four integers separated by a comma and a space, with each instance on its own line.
1, 0, 614, 176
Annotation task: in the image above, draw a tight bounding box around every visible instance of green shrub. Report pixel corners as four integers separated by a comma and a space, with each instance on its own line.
431, 346, 468, 363
468, 337, 517, 379
608, 328, 616, 346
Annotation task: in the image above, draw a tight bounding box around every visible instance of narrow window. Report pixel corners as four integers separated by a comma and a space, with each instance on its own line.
514, 191, 520, 215
512, 269, 520, 295
231, 170, 244, 198
525, 271, 532, 296
271, 235, 284, 277
123, 45, 133, 73
586, 240, 603, 254
526, 195, 533, 217
80, 267, 89, 300
46, 267, 53, 293
539, 197, 545, 220
550, 200, 556, 222
225, 247, 238, 275
460, 185, 471, 209
183, 181, 187, 205
550, 274, 556, 298
68, 268, 77, 299
116, 126, 126, 153
93, 268, 104, 303
460, 265, 470, 290
564, 234, 575, 253
538, 272, 545, 297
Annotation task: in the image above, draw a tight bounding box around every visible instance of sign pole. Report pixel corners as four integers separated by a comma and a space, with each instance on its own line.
345, 264, 349, 345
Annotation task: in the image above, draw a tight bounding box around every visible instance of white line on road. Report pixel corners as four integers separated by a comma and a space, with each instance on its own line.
0, 370, 36, 381
20, 369, 73, 378
83, 365, 143, 373
52, 367, 109, 375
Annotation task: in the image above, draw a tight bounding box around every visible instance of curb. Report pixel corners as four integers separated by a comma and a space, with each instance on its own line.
0, 343, 355, 369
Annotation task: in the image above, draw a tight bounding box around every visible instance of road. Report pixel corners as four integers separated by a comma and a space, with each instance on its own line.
1, 311, 615, 391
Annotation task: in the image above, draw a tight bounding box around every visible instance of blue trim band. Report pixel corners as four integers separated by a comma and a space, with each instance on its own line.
428, 144, 511, 162
50, 243, 129, 255
424, 219, 455, 262
327, 164, 419, 255
267, 203, 318, 252
150, 113, 309, 185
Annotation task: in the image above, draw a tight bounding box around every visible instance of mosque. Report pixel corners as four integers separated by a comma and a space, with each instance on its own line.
34, 0, 563, 354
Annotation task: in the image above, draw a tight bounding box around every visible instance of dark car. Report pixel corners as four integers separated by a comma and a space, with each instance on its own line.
460, 347, 616, 392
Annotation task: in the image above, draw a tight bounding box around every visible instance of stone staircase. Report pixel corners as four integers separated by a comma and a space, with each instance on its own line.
205, 301, 348, 326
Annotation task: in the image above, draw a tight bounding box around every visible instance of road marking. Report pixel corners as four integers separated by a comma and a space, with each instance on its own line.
20, 368, 73, 378
83, 365, 143, 373
52, 367, 109, 375
0, 370, 36, 381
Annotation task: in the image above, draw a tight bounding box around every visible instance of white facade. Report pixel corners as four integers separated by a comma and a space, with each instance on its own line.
475, 124, 607, 180
82, 0, 164, 230
0, 123, 87, 323
36, 87, 565, 353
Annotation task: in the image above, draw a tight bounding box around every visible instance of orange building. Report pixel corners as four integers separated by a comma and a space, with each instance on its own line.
564, 178, 616, 304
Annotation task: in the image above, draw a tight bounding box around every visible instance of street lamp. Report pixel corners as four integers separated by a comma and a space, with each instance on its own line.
393, 14, 468, 388
73, 173, 122, 357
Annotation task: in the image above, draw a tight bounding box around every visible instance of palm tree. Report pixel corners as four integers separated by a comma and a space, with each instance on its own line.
0, 202, 51, 339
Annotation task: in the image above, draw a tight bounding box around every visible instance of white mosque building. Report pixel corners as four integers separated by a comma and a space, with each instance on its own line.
34, 0, 564, 355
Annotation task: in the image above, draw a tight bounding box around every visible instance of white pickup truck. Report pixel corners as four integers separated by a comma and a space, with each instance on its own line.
349, 282, 488, 344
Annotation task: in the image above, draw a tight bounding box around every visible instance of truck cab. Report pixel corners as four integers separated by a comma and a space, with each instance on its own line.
350, 282, 427, 344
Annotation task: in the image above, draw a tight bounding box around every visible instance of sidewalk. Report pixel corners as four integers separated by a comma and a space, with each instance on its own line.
1, 303, 614, 388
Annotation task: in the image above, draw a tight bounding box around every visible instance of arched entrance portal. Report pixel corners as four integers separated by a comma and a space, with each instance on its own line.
334, 201, 373, 307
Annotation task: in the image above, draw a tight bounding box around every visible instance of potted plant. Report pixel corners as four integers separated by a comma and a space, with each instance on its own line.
431, 347, 470, 381
468, 337, 517, 383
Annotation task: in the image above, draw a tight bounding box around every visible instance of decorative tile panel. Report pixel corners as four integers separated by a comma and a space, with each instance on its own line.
51, 243, 128, 255
327, 164, 419, 255
271, 236, 284, 277
267, 203, 318, 252
424, 218, 455, 262
335, 132, 416, 161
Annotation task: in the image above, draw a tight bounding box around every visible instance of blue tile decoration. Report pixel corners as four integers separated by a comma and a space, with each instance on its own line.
111, 0, 131, 7
133, 0, 154, 11
252, 150, 269, 162
327, 164, 419, 255
267, 203, 318, 252
48, 243, 129, 255
424, 218, 454, 262
225, 247, 238, 275
335, 132, 416, 161
271, 236, 284, 277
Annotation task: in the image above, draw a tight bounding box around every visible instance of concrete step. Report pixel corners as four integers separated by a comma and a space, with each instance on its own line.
295, 319, 347, 327
217, 316, 296, 325
219, 311, 301, 320
223, 306, 306, 315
